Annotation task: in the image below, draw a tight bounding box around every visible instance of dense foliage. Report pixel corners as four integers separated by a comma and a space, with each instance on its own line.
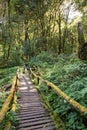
0, 0, 87, 66
0, 67, 18, 130
0, 66, 17, 109
30, 51, 87, 130
0, 0, 87, 129
0, 67, 18, 87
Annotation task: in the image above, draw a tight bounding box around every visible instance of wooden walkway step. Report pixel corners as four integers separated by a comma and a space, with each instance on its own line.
16, 74, 56, 130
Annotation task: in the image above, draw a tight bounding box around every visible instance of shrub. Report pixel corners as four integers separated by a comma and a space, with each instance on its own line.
30, 52, 87, 130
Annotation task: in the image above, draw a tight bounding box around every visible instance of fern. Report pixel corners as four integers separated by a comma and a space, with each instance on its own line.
30, 52, 87, 130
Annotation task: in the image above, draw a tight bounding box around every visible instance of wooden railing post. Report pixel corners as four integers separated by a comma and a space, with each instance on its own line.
0, 69, 19, 125
37, 77, 39, 85
46, 85, 52, 94
30, 68, 87, 116
15, 73, 18, 87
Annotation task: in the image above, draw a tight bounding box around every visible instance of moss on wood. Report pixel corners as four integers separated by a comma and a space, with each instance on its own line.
30, 69, 87, 115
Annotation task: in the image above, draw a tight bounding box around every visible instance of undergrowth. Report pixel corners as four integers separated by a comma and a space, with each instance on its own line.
0, 66, 18, 108
0, 66, 18, 129
1, 111, 17, 130
30, 51, 87, 130
0, 67, 18, 87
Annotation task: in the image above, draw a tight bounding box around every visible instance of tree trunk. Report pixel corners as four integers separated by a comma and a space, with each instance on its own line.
24, 18, 29, 40
78, 22, 85, 46
77, 22, 87, 60
7, 0, 11, 60
58, 9, 62, 54
7, 0, 12, 30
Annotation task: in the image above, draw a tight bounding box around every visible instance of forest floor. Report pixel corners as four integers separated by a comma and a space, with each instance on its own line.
0, 52, 87, 130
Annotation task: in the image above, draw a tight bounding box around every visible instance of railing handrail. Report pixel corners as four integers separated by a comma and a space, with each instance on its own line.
30, 68, 87, 115
0, 73, 18, 124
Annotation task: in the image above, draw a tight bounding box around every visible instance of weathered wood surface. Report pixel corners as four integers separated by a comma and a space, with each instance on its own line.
16, 74, 56, 130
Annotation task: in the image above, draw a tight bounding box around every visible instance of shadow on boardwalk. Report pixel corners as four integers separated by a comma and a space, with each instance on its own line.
16, 73, 56, 130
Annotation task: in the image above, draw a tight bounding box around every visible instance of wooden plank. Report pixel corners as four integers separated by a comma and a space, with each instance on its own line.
16, 74, 56, 130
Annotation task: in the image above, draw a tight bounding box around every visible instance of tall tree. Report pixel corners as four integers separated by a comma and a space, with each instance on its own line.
77, 22, 87, 60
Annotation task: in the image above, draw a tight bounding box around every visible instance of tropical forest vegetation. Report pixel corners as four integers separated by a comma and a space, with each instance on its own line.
0, 0, 87, 130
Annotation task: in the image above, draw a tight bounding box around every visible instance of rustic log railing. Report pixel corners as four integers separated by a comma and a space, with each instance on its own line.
30, 68, 87, 115
0, 71, 19, 128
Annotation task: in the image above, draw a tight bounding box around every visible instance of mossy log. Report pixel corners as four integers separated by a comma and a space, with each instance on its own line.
3, 94, 17, 130
0, 76, 17, 124
46, 81, 87, 114
2, 83, 12, 91
30, 69, 87, 115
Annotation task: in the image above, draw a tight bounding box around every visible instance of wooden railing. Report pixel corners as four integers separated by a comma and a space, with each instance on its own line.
30, 68, 87, 115
0, 71, 19, 128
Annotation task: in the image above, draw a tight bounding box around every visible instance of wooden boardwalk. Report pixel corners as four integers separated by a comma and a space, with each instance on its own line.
16, 73, 56, 130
